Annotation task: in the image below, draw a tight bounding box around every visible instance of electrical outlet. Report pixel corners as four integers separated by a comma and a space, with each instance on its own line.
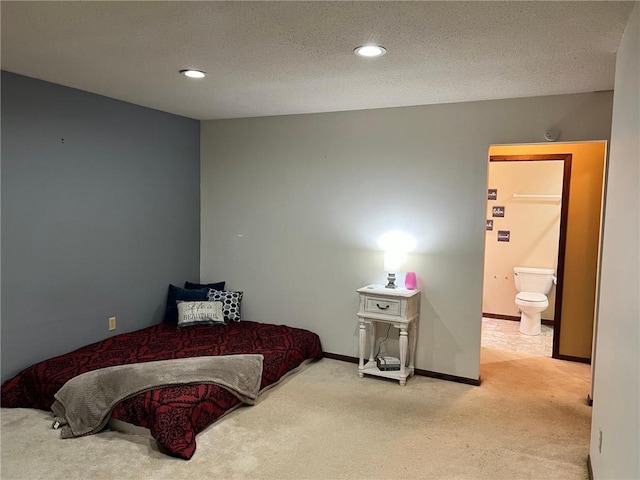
598, 429, 603, 453
108, 317, 117, 331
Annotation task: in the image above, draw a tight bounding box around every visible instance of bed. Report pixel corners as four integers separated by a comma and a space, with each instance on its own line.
1, 320, 323, 459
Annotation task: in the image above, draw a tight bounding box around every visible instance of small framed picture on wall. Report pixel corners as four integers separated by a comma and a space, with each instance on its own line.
497, 230, 510, 242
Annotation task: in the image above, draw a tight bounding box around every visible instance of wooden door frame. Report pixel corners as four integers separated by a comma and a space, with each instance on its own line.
488, 154, 572, 360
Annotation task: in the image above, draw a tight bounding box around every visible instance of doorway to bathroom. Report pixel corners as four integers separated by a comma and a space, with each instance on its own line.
481, 142, 607, 362
482, 154, 569, 358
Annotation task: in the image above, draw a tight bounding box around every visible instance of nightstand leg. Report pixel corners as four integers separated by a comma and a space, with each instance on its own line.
409, 320, 418, 370
399, 327, 408, 386
369, 321, 376, 362
358, 321, 366, 377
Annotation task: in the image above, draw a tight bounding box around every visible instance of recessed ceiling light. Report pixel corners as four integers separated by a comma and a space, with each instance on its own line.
180, 69, 207, 79
354, 45, 386, 58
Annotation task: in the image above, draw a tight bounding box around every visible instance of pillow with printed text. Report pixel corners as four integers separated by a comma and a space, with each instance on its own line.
177, 301, 225, 327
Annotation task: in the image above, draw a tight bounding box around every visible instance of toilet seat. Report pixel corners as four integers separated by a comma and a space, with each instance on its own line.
516, 292, 549, 310
516, 292, 547, 303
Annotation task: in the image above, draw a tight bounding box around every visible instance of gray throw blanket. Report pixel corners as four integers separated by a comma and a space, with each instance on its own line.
51, 354, 264, 439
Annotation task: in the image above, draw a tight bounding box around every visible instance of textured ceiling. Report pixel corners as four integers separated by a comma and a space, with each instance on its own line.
1, 1, 635, 120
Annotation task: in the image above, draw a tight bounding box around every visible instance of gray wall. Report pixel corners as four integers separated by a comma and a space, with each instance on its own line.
200, 91, 613, 381
1, 71, 201, 382
590, 4, 639, 479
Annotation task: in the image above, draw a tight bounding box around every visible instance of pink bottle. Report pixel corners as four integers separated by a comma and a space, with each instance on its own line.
405, 272, 417, 290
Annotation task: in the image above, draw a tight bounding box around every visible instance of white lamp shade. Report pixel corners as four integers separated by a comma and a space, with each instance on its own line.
384, 251, 406, 272
377, 230, 417, 253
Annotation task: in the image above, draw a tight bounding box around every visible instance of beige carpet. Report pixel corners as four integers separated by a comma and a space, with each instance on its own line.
1, 349, 592, 480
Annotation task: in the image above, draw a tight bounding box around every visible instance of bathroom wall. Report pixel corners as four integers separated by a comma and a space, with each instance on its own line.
488, 142, 606, 360
483, 160, 563, 320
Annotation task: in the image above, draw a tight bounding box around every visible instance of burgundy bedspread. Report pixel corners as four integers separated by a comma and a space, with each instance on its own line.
1, 321, 322, 459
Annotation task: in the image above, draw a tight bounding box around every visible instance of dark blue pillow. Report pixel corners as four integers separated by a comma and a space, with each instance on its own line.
165, 284, 210, 323
184, 281, 226, 291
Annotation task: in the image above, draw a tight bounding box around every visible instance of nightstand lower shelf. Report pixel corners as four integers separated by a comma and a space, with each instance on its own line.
358, 360, 415, 384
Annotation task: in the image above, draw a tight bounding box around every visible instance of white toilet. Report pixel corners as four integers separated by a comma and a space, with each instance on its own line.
513, 267, 556, 336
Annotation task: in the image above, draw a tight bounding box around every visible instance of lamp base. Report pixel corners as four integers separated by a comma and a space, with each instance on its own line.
385, 273, 397, 289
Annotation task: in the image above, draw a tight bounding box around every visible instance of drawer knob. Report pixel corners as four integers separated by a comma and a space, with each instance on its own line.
376, 303, 390, 310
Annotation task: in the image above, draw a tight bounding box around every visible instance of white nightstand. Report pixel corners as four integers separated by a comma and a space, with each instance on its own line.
356, 285, 421, 386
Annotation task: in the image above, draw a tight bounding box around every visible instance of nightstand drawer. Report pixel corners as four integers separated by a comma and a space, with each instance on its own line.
364, 296, 401, 316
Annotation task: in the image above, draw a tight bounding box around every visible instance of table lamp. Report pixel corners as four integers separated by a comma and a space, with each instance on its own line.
377, 230, 417, 289
383, 251, 405, 288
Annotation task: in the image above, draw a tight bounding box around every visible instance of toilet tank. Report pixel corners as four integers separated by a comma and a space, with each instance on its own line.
513, 267, 555, 294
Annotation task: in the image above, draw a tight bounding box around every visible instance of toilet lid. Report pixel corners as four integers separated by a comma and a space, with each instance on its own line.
517, 292, 547, 302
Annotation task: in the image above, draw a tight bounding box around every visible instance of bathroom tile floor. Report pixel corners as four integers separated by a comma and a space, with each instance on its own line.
481, 317, 553, 357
